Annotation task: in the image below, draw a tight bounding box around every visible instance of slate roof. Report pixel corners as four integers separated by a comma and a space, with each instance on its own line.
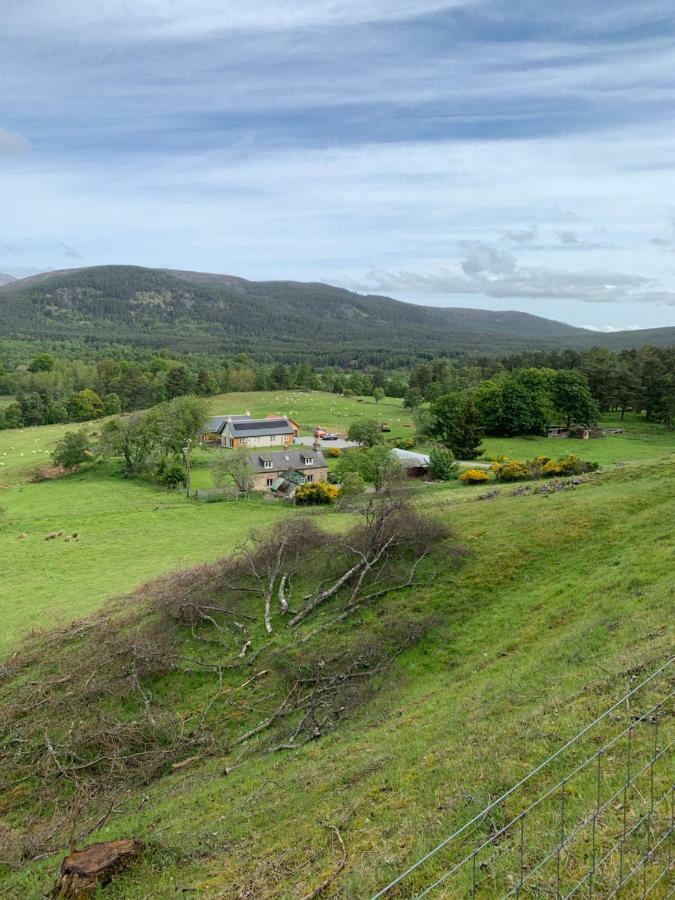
249, 450, 326, 473
199, 416, 229, 435
228, 417, 295, 438
199, 413, 253, 435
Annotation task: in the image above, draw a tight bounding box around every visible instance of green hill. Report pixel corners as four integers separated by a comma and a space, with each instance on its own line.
0, 428, 672, 896
1, 265, 671, 362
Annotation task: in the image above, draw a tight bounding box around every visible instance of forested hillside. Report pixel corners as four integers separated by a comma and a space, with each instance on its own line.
1, 266, 672, 363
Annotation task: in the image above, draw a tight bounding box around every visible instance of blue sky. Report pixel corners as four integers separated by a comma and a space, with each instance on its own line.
2, 0, 675, 330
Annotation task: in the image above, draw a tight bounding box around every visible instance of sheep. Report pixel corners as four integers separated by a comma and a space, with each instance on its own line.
45, 532, 58, 540
64, 536, 71, 542
55, 530, 63, 537
17, 532, 27, 540
71, 532, 79, 540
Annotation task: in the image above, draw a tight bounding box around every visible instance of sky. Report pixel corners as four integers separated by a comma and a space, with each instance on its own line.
2, 1, 675, 331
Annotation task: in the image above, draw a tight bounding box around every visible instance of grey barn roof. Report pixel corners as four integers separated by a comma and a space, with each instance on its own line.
249, 450, 326, 473
199, 416, 228, 435
229, 417, 294, 438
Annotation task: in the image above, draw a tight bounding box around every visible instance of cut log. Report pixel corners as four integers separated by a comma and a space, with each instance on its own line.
53, 839, 143, 898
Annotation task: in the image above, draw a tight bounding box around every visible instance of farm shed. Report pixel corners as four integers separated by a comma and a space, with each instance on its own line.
392, 448, 431, 478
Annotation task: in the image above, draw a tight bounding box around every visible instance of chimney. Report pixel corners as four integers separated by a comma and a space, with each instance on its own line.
312, 436, 321, 452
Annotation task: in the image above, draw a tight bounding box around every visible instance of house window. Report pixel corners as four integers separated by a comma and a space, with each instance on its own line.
263, 460, 273, 469
266, 477, 274, 487
306, 474, 314, 483
303, 457, 313, 465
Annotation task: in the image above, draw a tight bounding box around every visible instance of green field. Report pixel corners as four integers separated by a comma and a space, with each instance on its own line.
1, 396, 673, 658
1, 453, 672, 898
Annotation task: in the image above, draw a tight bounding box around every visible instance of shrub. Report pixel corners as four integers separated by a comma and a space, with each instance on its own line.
492, 458, 530, 482
153, 459, 186, 487
295, 481, 340, 505
397, 437, 417, 451
542, 459, 563, 476
326, 447, 342, 458
543, 454, 599, 477
429, 447, 458, 481
52, 430, 91, 469
459, 469, 489, 484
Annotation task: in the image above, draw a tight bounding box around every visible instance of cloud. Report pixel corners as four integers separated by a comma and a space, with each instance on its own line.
583, 323, 645, 332
555, 230, 614, 250
0, 127, 31, 156
501, 225, 537, 244
2, 1, 474, 40
58, 242, 83, 260
649, 216, 675, 251
364, 241, 675, 306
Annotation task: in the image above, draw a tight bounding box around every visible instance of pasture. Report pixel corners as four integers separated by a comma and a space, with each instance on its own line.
2, 455, 673, 898
0, 395, 673, 657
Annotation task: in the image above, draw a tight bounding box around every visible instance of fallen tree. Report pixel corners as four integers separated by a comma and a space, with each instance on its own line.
0, 493, 459, 870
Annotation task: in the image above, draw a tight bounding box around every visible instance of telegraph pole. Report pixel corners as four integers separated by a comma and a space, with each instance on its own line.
183, 438, 192, 497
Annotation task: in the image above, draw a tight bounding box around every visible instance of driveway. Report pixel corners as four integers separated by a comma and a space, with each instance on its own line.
293, 436, 359, 450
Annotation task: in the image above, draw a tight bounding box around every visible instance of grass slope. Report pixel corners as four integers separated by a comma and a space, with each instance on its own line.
1, 459, 672, 898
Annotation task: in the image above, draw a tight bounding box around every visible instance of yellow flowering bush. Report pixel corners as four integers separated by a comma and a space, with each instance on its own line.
326, 447, 342, 458
459, 469, 489, 484
295, 481, 341, 504
492, 458, 530, 482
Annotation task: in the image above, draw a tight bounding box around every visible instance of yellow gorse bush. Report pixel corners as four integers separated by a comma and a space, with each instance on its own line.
459, 469, 490, 484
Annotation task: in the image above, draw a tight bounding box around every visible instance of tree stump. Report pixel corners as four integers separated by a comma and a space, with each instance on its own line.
52, 839, 143, 898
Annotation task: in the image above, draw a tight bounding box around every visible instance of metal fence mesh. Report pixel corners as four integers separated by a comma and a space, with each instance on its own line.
373, 657, 674, 899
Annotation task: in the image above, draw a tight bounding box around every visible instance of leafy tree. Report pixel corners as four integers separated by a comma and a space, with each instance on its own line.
69, 388, 104, 421
102, 393, 122, 416
373, 387, 385, 404
99, 414, 151, 476
347, 418, 384, 447
403, 387, 423, 409
166, 365, 192, 398
337, 445, 402, 493
28, 353, 55, 373
2, 402, 23, 428
473, 379, 504, 434
430, 394, 485, 459
551, 371, 599, 429
144, 395, 208, 460
429, 447, 458, 481
337, 471, 366, 508
52, 430, 90, 468
211, 448, 254, 492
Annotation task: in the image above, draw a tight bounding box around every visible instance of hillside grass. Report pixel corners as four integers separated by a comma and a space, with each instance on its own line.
1, 459, 672, 899
205, 389, 413, 439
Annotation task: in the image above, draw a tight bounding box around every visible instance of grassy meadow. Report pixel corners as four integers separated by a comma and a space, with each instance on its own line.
1, 453, 673, 898
0, 391, 414, 653
0, 395, 673, 657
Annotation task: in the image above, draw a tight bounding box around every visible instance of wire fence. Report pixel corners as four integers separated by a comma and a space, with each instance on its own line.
373, 657, 674, 899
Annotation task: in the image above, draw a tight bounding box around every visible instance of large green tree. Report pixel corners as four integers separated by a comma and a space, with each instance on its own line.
551, 371, 599, 429
429, 394, 485, 459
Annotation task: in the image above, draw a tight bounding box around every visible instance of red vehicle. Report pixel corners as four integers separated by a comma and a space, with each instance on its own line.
313, 428, 327, 438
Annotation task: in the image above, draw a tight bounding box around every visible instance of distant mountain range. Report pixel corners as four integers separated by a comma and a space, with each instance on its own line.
0, 265, 672, 362
0, 273, 17, 286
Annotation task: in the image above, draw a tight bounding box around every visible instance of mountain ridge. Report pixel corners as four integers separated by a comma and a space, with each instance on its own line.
0, 264, 672, 362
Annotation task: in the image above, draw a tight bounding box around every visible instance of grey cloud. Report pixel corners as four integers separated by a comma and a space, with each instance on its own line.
460, 242, 516, 277
0, 128, 31, 156
364, 242, 675, 306
555, 230, 614, 250
501, 225, 537, 244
